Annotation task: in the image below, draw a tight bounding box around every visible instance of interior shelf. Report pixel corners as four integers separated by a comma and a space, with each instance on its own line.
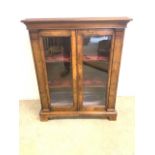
48, 79, 106, 88
45, 55, 108, 63
83, 55, 108, 62
45, 55, 70, 63
48, 80, 71, 88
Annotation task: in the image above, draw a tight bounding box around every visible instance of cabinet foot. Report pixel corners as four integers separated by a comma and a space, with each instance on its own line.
108, 115, 117, 121
40, 115, 49, 122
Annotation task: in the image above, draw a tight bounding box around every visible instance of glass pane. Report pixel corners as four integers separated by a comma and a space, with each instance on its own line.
83, 35, 112, 106
43, 37, 73, 107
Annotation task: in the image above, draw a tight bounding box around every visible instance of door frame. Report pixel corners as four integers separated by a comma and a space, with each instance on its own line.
39, 30, 78, 111
77, 29, 115, 111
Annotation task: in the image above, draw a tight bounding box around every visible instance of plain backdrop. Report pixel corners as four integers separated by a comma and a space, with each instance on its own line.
0, 0, 155, 155
18, 2, 136, 100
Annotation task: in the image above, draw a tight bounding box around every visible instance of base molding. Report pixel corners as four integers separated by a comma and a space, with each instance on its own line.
40, 110, 117, 121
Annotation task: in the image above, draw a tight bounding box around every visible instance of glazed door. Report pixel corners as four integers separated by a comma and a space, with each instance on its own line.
39, 30, 77, 111
77, 29, 114, 111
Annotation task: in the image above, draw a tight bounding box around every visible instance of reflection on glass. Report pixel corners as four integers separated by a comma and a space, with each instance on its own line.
43, 37, 73, 106
83, 35, 112, 106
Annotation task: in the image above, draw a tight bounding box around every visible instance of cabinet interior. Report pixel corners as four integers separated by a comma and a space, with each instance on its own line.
42, 35, 112, 107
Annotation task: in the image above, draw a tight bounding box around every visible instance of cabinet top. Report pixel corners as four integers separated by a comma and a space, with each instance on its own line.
21, 17, 132, 30
22, 17, 132, 23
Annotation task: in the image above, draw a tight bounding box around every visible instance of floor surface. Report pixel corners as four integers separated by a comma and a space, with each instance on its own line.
19, 97, 134, 155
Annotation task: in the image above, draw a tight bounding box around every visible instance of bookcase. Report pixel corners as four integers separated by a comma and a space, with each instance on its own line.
22, 17, 131, 121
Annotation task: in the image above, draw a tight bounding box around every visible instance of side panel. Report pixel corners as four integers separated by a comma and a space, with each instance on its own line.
77, 29, 114, 111
29, 30, 50, 112
107, 29, 125, 111
38, 30, 78, 111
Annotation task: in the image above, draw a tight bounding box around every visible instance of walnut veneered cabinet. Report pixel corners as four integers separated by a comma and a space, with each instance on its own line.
22, 17, 132, 121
